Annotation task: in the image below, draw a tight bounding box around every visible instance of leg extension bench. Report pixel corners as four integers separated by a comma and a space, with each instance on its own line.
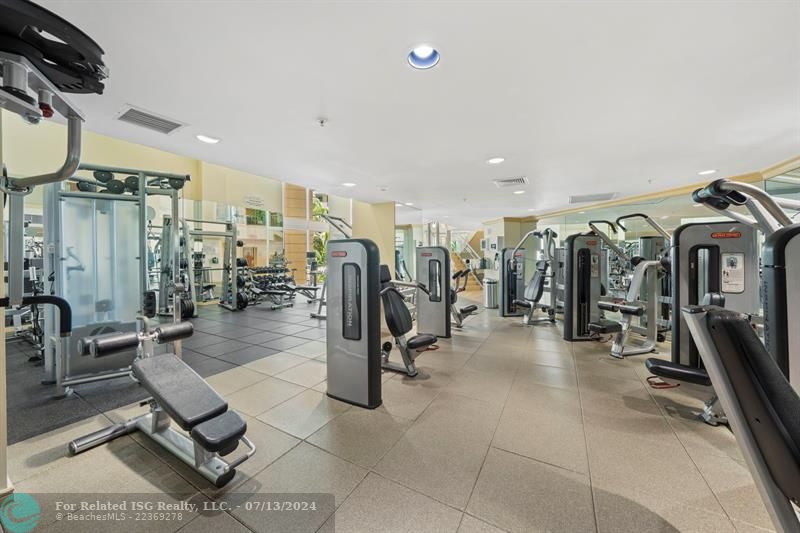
69, 320, 256, 487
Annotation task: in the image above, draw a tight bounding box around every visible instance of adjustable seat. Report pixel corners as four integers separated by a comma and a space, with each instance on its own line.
450, 270, 478, 327
380, 265, 437, 376
513, 261, 555, 325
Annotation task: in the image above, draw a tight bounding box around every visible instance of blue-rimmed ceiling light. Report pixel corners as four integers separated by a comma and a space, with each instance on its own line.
408, 45, 440, 69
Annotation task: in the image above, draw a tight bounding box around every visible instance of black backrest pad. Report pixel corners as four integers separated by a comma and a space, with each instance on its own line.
707, 308, 800, 503
133, 354, 228, 431
379, 264, 392, 283
379, 265, 413, 337
524, 271, 545, 302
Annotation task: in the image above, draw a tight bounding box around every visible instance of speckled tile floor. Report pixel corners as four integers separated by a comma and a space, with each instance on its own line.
6, 294, 774, 532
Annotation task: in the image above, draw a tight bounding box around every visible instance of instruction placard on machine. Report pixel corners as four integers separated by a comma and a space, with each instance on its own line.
721, 252, 745, 294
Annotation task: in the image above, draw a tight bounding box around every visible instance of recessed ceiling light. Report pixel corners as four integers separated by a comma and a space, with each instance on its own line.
527, 208, 535, 212
407, 45, 440, 69
405, 202, 414, 206
579, 211, 586, 214
660, 215, 670, 219
342, 182, 356, 187
698, 169, 717, 176
513, 190, 525, 195
196, 134, 220, 144
395, 203, 404, 207
486, 157, 505, 165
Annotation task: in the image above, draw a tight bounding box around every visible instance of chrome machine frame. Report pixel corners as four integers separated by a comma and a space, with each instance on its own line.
42, 164, 189, 397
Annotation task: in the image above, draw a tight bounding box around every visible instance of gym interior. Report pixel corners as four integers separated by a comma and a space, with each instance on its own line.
0, 1, 799, 532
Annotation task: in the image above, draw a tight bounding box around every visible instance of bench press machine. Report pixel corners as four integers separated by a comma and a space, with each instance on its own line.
69, 321, 256, 487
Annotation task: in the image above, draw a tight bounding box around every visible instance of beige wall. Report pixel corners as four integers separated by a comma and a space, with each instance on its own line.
199, 162, 281, 212
1, 110, 202, 202
352, 201, 396, 274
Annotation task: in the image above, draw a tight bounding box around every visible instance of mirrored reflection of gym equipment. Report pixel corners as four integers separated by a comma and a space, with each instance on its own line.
506, 228, 558, 326
311, 214, 352, 320
42, 164, 190, 396
184, 219, 244, 311
585, 218, 669, 358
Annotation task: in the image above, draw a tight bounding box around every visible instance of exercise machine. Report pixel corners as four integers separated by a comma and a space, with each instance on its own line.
511, 228, 558, 325
311, 214, 352, 320
325, 239, 382, 408
415, 246, 450, 338
184, 219, 245, 311
586, 218, 667, 357
379, 265, 437, 377
41, 164, 189, 396
68, 320, 256, 488
451, 269, 479, 328
684, 306, 800, 532
563, 231, 613, 341
645, 181, 771, 424
498, 247, 526, 317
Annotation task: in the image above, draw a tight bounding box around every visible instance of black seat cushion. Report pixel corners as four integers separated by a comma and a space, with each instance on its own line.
645, 358, 712, 386
407, 334, 437, 350
190, 410, 247, 455
460, 304, 478, 314
588, 319, 622, 334
513, 299, 534, 309
133, 354, 228, 431
706, 307, 800, 503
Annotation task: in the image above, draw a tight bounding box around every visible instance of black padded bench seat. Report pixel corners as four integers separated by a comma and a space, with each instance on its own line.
513, 299, 533, 309
598, 301, 644, 316
588, 319, 622, 334
133, 354, 228, 430
294, 285, 319, 291
191, 410, 247, 454
645, 358, 712, 386
460, 304, 478, 314
407, 334, 437, 351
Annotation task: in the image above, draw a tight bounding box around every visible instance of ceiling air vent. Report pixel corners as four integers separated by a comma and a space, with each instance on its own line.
569, 192, 618, 204
493, 176, 529, 188
115, 106, 185, 135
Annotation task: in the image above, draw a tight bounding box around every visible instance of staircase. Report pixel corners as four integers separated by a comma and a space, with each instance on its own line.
452, 254, 482, 291
451, 230, 484, 292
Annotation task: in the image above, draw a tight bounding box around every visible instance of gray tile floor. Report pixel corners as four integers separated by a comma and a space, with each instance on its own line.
6, 295, 775, 532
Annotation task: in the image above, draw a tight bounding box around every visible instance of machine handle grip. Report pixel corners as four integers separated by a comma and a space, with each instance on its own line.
693, 179, 748, 206
588, 220, 618, 233
614, 213, 650, 231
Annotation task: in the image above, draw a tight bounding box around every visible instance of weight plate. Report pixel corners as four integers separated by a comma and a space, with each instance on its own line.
93, 170, 113, 183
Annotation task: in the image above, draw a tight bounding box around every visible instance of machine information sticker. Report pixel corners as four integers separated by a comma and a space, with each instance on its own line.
342, 263, 362, 340
721, 252, 745, 294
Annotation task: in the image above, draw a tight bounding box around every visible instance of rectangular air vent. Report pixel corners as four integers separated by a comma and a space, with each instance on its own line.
569, 192, 618, 204
493, 176, 529, 188
116, 106, 185, 135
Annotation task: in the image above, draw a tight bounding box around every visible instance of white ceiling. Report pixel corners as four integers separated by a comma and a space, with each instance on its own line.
43, 0, 800, 229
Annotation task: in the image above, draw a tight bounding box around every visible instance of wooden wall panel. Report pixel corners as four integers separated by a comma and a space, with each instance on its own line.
284, 229, 308, 284
284, 184, 308, 218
